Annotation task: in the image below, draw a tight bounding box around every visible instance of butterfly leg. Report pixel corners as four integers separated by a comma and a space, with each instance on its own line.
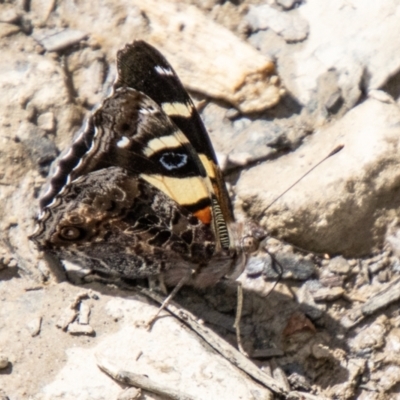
146, 271, 191, 330
233, 282, 249, 356
148, 275, 168, 295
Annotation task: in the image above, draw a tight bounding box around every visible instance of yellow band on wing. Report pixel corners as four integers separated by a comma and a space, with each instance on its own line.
161, 102, 193, 117
143, 132, 190, 157
141, 173, 209, 208
199, 154, 216, 179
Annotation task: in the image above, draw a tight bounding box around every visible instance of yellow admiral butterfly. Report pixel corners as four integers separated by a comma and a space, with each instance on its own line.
30, 41, 258, 288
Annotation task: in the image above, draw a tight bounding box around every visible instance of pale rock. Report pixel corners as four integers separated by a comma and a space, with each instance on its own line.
282, 0, 400, 107
377, 365, 400, 391
58, 0, 282, 113
311, 287, 344, 302
246, 4, 309, 42
385, 328, 400, 354
349, 322, 386, 353
78, 302, 91, 325
67, 322, 94, 335
33, 29, 88, 52
27, 316, 42, 337
236, 98, 400, 257
30, 0, 56, 22
0, 353, 9, 369
0, 23, 19, 38
0, 5, 20, 23
117, 388, 141, 400
37, 112, 55, 132
68, 48, 107, 107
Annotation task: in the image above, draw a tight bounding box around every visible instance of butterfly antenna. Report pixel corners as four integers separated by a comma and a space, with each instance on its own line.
260, 144, 344, 216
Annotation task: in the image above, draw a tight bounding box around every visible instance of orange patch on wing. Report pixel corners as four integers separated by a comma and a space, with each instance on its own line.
194, 206, 212, 225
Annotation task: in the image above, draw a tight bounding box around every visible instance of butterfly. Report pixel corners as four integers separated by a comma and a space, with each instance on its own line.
30, 41, 261, 288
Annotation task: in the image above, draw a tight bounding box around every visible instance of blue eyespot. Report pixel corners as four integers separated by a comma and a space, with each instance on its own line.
159, 152, 188, 170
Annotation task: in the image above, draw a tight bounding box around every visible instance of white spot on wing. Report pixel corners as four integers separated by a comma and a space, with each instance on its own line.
117, 136, 130, 148
155, 65, 174, 76
139, 106, 157, 115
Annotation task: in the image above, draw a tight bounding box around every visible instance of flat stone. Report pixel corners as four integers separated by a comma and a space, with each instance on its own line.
33, 29, 88, 52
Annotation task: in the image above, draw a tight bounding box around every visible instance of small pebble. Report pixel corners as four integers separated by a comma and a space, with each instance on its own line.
78, 302, 91, 325
0, 354, 9, 369
319, 272, 344, 288
311, 344, 331, 359
56, 308, 78, 330
37, 112, 55, 132
228, 151, 252, 166
67, 322, 94, 335
117, 387, 141, 400
27, 316, 42, 337
328, 256, 351, 275
312, 287, 344, 302
225, 108, 240, 120
385, 328, 400, 353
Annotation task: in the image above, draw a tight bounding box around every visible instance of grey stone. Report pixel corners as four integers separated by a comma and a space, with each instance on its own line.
328, 256, 351, 276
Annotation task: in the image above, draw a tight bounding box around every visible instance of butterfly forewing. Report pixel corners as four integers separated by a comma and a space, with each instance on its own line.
116, 41, 235, 227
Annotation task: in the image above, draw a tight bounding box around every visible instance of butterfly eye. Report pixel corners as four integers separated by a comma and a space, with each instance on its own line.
59, 226, 85, 241
242, 236, 259, 253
